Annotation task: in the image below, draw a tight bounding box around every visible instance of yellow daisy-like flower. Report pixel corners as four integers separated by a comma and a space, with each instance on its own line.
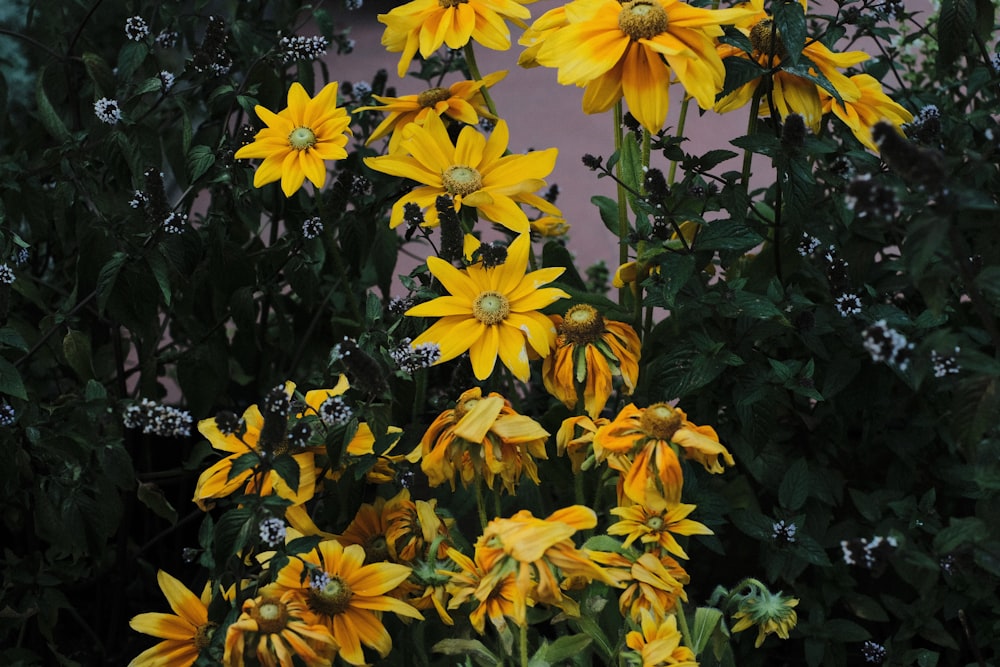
444, 546, 523, 636
591, 550, 689, 622
625, 611, 699, 667
532, 0, 755, 132
404, 233, 569, 380
356, 71, 506, 152
128, 571, 215, 667
820, 73, 913, 151
363, 113, 561, 233
379, 0, 535, 77
193, 383, 320, 511
234, 82, 352, 197
594, 402, 734, 508
407, 387, 549, 494
556, 414, 608, 473
543, 304, 641, 419
338, 495, 394, 563
608, 502, 713, 559
714, 0, 869, 131
272, 540, 423, 665
384, 488, 454, 562
730, 586, 800, 647
223, 590, 337, 667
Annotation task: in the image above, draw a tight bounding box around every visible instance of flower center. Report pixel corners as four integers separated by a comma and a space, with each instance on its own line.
442, 165, 483, 196
418, 87, 452, 108
439, 0, 468, 6
308, 576, 353, 617
639, 403, 683, 441
560, 304, 606, 345
194, 622, 217, 650
365, 535, 391, 562
618, 0, 669, 41
645, 516, 665, 531
749, 19, 787, 61
288, 126, 317, 151
251, 599, 289, 634
455, 397, 480, 419
472, 291, 510, 325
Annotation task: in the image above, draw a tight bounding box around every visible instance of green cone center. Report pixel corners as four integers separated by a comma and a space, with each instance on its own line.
619, 0, 669, 41
473, 291, 510, 325
289, 126, 317, 151
252, 599, 289, 634
309, 576, 353, 617
442, 165, 483, 196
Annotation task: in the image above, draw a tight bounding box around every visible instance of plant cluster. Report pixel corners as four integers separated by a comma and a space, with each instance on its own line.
0, 0, 998, 665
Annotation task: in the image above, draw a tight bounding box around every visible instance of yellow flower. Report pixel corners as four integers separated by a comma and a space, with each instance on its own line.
193, 383, 320, 511
820, 73, 913, 151
356, 71, 506, 152
594, 402, 733, 508
272, 540, 423, 665
234, 82, 352, 197
531, 215, 571, 236
625, 611, 699, 667
223, 590, 337, 667
543, 304, 641, 418
556, 414, 608, 473
364, 113, 561, 233
384, 488, 454, 562
128, 571, 215, 667
444, 546, 523, 636
338, 496, 394, 563
591, 550, 689, 622
533, 0, 755, 132
404, 233, 569, 380
378, 0, 535, 77
731, 587, 799, 647
407, 387, 549, 494
714, 0, 869, 131
608, 502, 713, 559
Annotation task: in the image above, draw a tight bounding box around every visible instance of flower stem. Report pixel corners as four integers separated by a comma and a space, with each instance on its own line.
519, 622, 529, 667
740, 87, 764, 189
476, 479, 489, 531
464, 44, 499, 118
676, 603, 693, 650
667, 96, 691, 186
614, 102, 629, 308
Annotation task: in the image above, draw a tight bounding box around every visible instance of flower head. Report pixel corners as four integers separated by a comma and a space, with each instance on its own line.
820, 73, 913, 151
532, 0, 756, 132
624, 611, 698, 667
364, 113, 561, 233
379, 0, 535, 77
223, 590, 337, 667
444, 546, 522, 637
608, 502, 713, 559
94, 97, 122, 124
404, 234, 569, 380
730, 585, 799, 647
356, 71, 506, 152
407, 387, 549, 494
591, 550, 689, 622
234, 82, 352, 197
543, 304, 641, 418
128, 570, 215, 667
272, 540, 423, 665
556, 414, 608, 473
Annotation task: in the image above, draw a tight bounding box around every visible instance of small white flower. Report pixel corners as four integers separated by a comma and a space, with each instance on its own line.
125, 16, 150, 41
94, 97, 122, 125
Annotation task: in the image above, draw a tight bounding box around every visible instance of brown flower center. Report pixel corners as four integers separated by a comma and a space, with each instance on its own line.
288, 126, 317, 151
365, 535, 391, 562
194, 622, 217, 650
442, 165, 483, 196
618, 0, 669, 41
439, 0, 468, 6
418, 87, 452, 108
251, 598, 289, 634
308, 576, 353, 617
472, 291, 510, 325
639, 403, 683, 441
560, 304, 606, 345
749, 19, 787, 61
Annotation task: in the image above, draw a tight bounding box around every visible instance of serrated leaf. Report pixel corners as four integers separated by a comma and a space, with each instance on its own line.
649, 253, 696, 309
286, 535, 323, 556
773, 0, 807, 66
132, 77, 165, 97
146, 252, 172, 306
227, 452, 261, 482
823, 619, 870, 642
778, 458, 809, 510
432, 639, 501, 667
719, 56, 765, 100
187, 145, 216, 183
784, 55, 845, 104
533, 634, 592, 665
271, 454, 300, 494
0, 357, 27, 400
137, 482, 178, 524
695, 219, 765, 252
99, 442, 134, 490
62, 330, 93, 381
35, 67, 70, 142
950, 376, 998, 447
96, 252, 128, 313
937, 0, 975, 70
213, 508, 254, 565
933, 516, 987, 553
0, 327, 28, 352
81, 52, 115, 96
843, 594, 889, 622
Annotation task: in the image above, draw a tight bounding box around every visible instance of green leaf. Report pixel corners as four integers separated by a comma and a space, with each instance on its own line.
0, 327, 28, 352
823, 619, 870, 642
0, 357, 27, 400
431, 639, 501, 667
784, 55, 845, 104
937, 0, 975, 70
81, 52, 115, 96
285, 535, 322, 556
62, 330, 93, 381
117, 41, 149, 82
271, 454, 301, 494
592, 195, 628, 238
132, 77, 166, 97
843, 594, 889, 622
778, 458, 809, 510
35, 67, 71, 143
227, 452, 261, 482
719, 57, 765, 100
695, 219, 765, 252
690, 606, 725, 657
649, 253, 696, 309
772, 0, 807, 66
933, 517, 987, 553
137, 482, 178, 524
187, 145, 216, 183
99, 441, 135, 489
213, 508, 255, 565
542, 241, 587, 291
96, 252, 128, 313
147, 252, 172, 306
530, 634, 592, 666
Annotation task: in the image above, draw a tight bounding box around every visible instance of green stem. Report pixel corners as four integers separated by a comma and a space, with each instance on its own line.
667, 96, 691, 186
463, 44, 499, 118
676, 603, 693, 650
519, 621, 529, 667
614, 102, 629, 308
740, 87, 764, 189
475, 479, 489, 531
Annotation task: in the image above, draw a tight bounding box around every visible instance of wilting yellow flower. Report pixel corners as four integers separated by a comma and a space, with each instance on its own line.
543, 304, 641, 418
338, 496, 394, 563
608, 503, 713, 559
444, 546, 523, 636
476, 506, 617, 621
556, 414, 608, 473
820, 73, 913, 151
625, 611, 699, 667
384, 488, 454, 562
714, 0, 868, 130
193, 383, 320, 511
594, 402, 733, 508
404, 233, 568, 380
591, 550, 689, 622
364, 113, 561, 232
731, 587, 800, 647
379, 0, 535, 77
272, 540, 423, 665
517, 4, 573, 68
533, 0, 755, 132
407, 387, 549, 494
356, 71, 506, 152
234, 82, 352, 197
223, 590, 337, 667
531, 214, 571, 236
128, 571, 214, 667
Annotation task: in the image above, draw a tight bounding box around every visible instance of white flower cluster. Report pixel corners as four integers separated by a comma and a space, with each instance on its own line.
390, 338, 442, 374
771, 520, 797, 543
0, 263, 15, 285
124, 16, 150, 41
318, 395, 353, 426
123, 398, 193, 438
158, 70, 175, 93
930, 347, 960, 377
840, 534, 898, 568
94, 98, 122, 125
833, 292, 863, 317
0, 402, 15, 426
861, 320, 913, 370
302, 216, 324, 239
258, 517, 287, 547
797, 233, 821, 257
861, 640, 887, 664
278, 35, 329, 64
